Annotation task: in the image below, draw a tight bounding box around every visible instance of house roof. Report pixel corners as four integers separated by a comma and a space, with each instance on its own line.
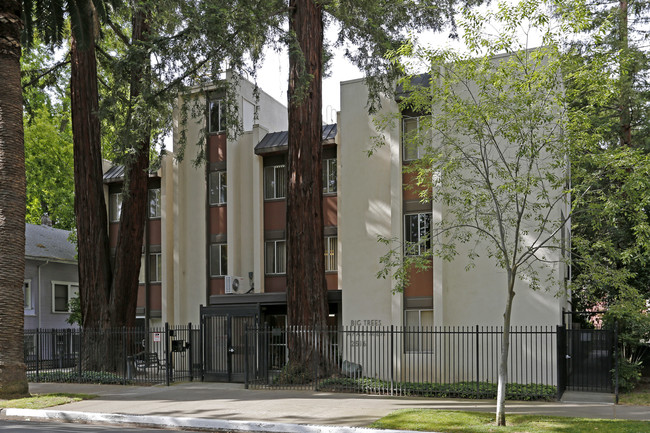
254, 123, 337, 155
25, 224, 76, 263
103, 165, 160, 184
103, 165, 126, 183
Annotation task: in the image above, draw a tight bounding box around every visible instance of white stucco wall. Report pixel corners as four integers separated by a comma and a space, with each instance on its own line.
339, 78, 402, 329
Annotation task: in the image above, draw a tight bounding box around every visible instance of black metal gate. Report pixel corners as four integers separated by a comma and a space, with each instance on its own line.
201, 306, 257, 382
561, 328, 615, 393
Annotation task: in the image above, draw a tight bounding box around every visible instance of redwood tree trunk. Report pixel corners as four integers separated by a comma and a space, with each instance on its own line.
0, 0, 29, 398
286, 0, 328, 365
71, 24, 112, 331
109, 6, 151, 329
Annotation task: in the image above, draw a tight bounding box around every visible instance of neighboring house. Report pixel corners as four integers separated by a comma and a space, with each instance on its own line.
24, 223, 79, 330
103, 72, 569, 332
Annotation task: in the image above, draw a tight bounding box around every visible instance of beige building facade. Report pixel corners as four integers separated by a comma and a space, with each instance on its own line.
109, 74, 569, 333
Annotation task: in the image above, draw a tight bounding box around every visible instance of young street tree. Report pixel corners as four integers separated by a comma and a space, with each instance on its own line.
377, 1, 570, 425
0, 0, 30, 398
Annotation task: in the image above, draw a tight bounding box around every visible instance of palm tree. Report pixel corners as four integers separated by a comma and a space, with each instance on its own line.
0, 0, 30, 398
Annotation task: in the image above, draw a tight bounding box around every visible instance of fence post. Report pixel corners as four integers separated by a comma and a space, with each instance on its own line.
165, 322, 170, 386
614, 322, 619, 404
556, 325, 565, 401
35, 328, 40, 382
122, 327, 127, 385
200, 315, 206, 382
476, 325, 480, 398
390, 325, 394, 396
244, 324, 249, 389
188, 322, 193, 382
78, 328, 83, 381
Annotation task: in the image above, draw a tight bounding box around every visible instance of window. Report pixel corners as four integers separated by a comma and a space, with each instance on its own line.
209, 171, 227, 205
405, 309, 434, 352
24, 280, 32, 310
210, 243, 228, 277
324, 236, 338, 272
109, 193, 122, 222
405, 212, 432, 256
52, 282, 79, 313
402, 116, 428, 161
323, 158, 337, 194
265, 240, 286, 275
138, 254, 145, 283
264, 165, 286, 199
148, 188, 161, 218
209, 99, 226, 133
149, 253, 162, 283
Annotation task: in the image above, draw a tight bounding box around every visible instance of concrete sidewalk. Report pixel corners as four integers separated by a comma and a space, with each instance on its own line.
2, 382, 649, 432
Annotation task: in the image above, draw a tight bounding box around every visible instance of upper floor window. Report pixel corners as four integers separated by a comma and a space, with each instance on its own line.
209, 99, 226, 133
209, 171, 227, 205
210, 243, 228, 277
264, 165, 286, 200
405, 212, 432, 256
52, 282, 79, 313
402, 116, 428, 161
139, 254, 145, 284
323, 158, 337, 194
148, 188, 161, 218
24, 280, 32, 310
324, 236, 338, 272
265, 240, 286, 275
109, 193, 122, 222
149, 253, 162, 283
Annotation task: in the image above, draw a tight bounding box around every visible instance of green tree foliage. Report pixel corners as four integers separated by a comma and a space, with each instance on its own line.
560, 0, 650, 388
21, 38, 75, 230
24, 108, 75, 229
376, 0, 570, 425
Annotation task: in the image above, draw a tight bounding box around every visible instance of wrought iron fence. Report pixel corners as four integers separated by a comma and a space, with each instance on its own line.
24, 324, 200, 385
245, 325, 560, 400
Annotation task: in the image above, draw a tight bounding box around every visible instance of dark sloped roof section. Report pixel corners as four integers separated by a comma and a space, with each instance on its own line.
103, 165, 126, 183
255, 124, 337, 155
395, 73, 431, 101
103, 165, 160, 183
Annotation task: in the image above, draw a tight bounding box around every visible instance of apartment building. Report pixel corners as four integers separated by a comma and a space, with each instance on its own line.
104, 74, 569, 332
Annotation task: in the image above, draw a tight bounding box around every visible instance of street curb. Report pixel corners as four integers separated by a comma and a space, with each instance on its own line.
3, 409, 431, 433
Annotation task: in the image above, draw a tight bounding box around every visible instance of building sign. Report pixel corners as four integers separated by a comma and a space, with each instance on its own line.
350, 319, 382, 327
153, 332, 161, 342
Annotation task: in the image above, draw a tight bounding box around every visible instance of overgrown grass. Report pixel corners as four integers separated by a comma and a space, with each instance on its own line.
619, 382, 650, 406
27, 371, 131, 385
317, 377, 556, 401
0, 393, 96, 409
369, 409, 650, 433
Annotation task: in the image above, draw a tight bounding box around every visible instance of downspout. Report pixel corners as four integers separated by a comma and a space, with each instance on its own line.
37, 261, 50, 329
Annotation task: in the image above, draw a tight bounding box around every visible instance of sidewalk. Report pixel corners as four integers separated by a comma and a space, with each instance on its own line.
2, 382, 649, 432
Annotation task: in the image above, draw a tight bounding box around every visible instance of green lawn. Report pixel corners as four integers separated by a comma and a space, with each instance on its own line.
369, 409, 650, 433
0, 393, 96, 409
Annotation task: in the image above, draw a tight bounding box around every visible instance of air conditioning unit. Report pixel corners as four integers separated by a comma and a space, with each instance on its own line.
224, 276, 252, 294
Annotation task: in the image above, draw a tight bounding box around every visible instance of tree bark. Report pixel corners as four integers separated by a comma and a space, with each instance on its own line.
495, 270, 516, 426
286, 0, 329, 367
71, 11, 112, 332
0, 0, 29, 398
109, 5, 151, 329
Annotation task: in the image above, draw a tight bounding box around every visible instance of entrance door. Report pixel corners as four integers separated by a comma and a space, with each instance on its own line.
565, 328, 614, 392
202, 308, 257, 382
